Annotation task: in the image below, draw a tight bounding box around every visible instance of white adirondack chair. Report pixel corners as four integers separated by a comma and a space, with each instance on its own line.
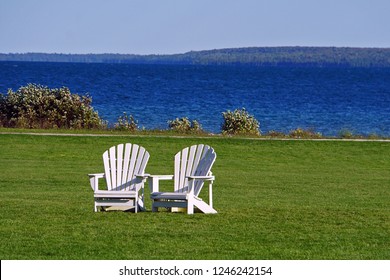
149, 144, 217, 214
88, 143, 150, 212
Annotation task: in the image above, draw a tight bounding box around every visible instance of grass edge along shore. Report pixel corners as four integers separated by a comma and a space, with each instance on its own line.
0, 132, 389, 259
1, 128, 390, 142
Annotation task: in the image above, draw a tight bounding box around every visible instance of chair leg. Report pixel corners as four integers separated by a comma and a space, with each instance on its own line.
187, 199, 194, 215
137, 196, 145, 212
152, 201, 158, 212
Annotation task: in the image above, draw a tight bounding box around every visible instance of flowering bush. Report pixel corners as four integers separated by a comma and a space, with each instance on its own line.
167, 117, 203, 133
221, 108, 260, 136
0, 84, 106, 129
114, 112, 138, 131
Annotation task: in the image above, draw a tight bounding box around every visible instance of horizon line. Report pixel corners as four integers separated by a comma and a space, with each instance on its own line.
1, 45, 390, 56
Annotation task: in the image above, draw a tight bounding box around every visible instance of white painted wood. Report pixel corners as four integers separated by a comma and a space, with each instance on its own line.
149, 144, 217, 214
133, 146, 145, 191
109, 146, 117, 190
102, 152, 111, 190
192, 144, 204, 174
174, 152, 180, 192
116, 144, 124, 189
208, 172, 213, 209
122, 143, 132, 187
127, 144, 139, 190
194, 147, 216, 196
88, 143, 150, 212
179, 147, 188, 192
187, 145, 197, 174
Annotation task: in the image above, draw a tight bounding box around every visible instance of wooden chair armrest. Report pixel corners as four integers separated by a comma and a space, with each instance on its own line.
186, 175, 215, 181
135, 173, 150, 179
88, 173, 105, 178
88, 173, 105, 191
147, 175, 174, 193
148, 175, 174, 180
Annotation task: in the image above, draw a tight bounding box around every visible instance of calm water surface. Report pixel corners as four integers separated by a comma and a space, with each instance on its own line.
1, 61, 389, 136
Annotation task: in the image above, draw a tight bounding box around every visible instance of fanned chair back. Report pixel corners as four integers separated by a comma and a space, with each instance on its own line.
103, 143, 150, 191
174, 144, 216, 196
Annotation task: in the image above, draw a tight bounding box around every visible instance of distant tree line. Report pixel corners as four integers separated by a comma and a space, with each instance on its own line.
1, 47, 390, 67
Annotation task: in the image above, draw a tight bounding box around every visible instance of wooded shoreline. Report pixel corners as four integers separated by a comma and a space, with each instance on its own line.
2, 46, 390, 67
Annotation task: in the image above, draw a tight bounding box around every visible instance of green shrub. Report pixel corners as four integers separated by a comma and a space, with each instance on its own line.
114, 112, 138, 131
0, 84, 106, 129
289, 128, 322, 139
221, 108, 260, 136
338, 129, 354, 139
167, 117, 203, 133
266, 130, 287, 138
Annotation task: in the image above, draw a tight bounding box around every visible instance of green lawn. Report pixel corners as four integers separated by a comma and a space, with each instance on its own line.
0, 133, 389, 259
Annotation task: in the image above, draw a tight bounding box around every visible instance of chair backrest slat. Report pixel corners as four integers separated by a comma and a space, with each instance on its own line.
121, 143, 132, 186
192, 144, 204, 174
183, 145, 197, 190
126, 144, 139, 189
133, 146, 149, 191
179, 147, 189, 192
133, 146, 145, 174
103, 150, 111, 189
174, 152, 181, 191
194, 148, 216, 195
116, 144, 124, 189
109, 146, 117, 190
139, 150, 150, 175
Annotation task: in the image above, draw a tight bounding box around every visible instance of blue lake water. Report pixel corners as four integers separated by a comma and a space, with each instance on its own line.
1, 61, 390, 136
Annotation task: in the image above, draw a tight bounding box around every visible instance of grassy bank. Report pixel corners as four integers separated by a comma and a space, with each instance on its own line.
0, 132, 389, 259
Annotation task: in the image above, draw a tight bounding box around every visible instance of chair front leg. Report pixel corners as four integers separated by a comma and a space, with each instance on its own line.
187, 197, 194, 214
148, 176, 160, 193
186, 178, 196, 214
135, 195, 138, 213
208, 179, 214, 209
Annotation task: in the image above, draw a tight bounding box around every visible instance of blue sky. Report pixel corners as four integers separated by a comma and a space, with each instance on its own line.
1, 0, 389, 54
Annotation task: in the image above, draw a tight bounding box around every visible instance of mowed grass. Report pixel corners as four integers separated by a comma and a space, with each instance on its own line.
0, 133, 389, 260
